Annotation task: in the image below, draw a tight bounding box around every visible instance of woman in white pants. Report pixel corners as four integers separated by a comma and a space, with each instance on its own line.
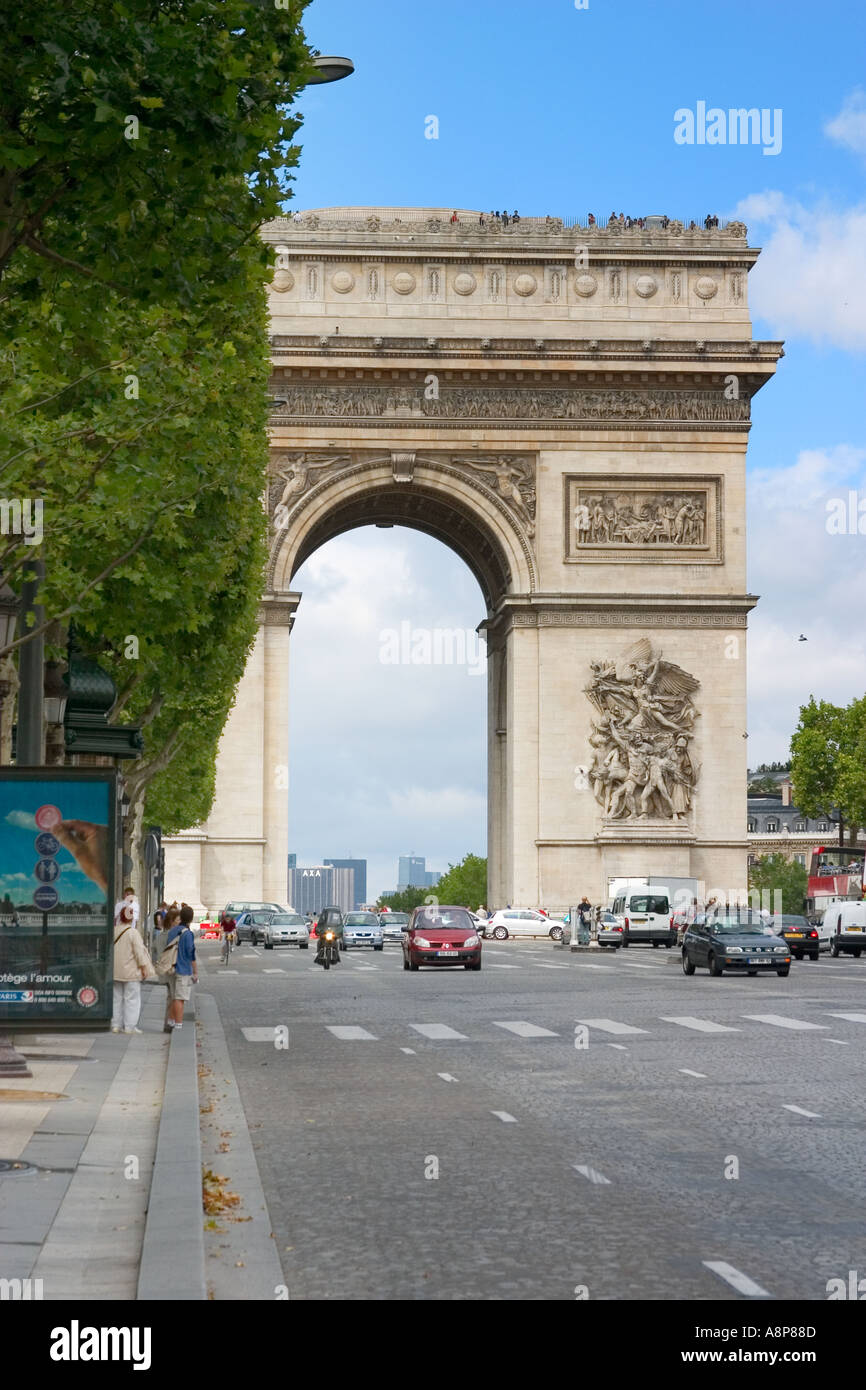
112, 904, 155, 1033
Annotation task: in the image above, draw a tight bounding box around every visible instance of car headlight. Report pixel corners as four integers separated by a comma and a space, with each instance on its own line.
725, 946, 743, 953
414, 935, 431, 948
772, 946, 788, 954
463, 935, 479, 948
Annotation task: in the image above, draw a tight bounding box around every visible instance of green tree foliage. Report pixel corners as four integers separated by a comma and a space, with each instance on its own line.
790, 697, 866, 845
434, 853, 488, 908
377, 886, 430, 914
748, 853, 808, 915
0, 1, 315, 867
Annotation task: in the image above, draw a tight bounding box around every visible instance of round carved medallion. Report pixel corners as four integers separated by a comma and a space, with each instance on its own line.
634, 274, 658, 298
391, 271, 416, 295
331, 270, 355, 294
513, 273, 537, 297
574, 273, 598, 298
453, 272, 477, 295
694, 276, 719, 300
271, 269, 295, 293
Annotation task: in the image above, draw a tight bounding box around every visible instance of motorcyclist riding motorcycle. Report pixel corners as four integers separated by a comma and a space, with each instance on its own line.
315, 906, 344, 968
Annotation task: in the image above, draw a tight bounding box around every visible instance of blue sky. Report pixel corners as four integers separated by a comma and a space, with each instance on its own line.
285, 0, 866, 899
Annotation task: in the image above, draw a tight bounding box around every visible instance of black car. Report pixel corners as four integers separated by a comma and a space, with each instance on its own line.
773, 914, 820, 961
682, 907, 791, 977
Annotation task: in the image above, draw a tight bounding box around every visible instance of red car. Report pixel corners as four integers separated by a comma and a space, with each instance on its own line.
402, 905, 482, 972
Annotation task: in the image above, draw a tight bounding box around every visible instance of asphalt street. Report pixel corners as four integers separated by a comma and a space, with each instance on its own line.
199, 937, 866, 1302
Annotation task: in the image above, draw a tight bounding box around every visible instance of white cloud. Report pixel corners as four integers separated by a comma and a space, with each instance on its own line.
4, 810, 37, 831
731, 192, 866, 350
824, 89, 866, 158
747, 446, 866, 761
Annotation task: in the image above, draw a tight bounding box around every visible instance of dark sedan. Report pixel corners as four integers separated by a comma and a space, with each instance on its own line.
235, 909, 276, 944
682, 908, 791, 977
402, 905, 482, 972
772, 915, 820, 961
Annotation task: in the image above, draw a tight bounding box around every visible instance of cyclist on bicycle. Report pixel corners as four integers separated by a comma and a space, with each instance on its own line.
219, 910, 237, 958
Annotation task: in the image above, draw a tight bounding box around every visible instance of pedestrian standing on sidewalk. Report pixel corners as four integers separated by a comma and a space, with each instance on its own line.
165, 904, 198, 1031
111, 904, 156, 1034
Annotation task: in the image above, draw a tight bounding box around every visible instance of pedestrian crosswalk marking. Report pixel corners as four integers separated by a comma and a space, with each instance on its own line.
607, 1043, 628, 1050
576, 1018, 649, 1035
263, 968, 286, 974
410, 1023, 468, 1040
492, 1021, 559, 1038
399, 1047, 416, 1055
573, 1164, 611, 1185
326, 1025, 378, 1041
619, 962, 662, 970
437, 1072, 459, 1082
534, 963, 568, 970
826, 1012, 866, 1024
492, 1111, 517, 1123
703, 1261, 771, 1298
661, 1016, 740, 1033
486, 963, 520, 969
679, 1068, 707, 1077
242, 1027, 279, 1042
782, 1104, 821, 1118
742, 1014, 828, 1030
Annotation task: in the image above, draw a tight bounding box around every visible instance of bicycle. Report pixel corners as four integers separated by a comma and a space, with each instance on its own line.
220, 931, 234, 965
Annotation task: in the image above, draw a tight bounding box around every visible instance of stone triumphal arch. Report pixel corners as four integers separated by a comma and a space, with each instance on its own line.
164, 207, 781, 909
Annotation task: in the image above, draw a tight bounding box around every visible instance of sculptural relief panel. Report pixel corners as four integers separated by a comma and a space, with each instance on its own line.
564, 474, 723, 563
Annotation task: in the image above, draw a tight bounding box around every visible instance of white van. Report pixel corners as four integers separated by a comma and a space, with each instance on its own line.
820, 901, 866, 957
611, 886, 676, 948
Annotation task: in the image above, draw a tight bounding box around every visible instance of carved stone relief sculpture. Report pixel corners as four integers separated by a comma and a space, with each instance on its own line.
585, 639, 700, 821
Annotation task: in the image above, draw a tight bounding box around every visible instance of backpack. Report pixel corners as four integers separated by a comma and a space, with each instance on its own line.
155, 932, 181, 982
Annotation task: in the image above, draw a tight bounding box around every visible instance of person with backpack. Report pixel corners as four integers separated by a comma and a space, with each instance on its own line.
160, 904, 198, 1031
111, 902, 156, 1034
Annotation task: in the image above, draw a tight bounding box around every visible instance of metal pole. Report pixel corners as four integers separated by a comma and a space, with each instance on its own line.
17, 558, 45, 765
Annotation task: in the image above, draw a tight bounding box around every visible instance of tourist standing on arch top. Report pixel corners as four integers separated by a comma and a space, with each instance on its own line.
450, 210, 458, 224
587, 212, 596, 226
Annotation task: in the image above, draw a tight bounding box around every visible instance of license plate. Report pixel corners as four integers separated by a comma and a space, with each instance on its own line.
788, 933, 804, 939
632, 917, 647, 923
747, 957, 769, 965
437, 949, 458, 956
847, 928, 861, 933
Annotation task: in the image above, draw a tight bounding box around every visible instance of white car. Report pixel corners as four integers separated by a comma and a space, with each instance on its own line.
487, 909, 567, 941
262, 912, 310, 950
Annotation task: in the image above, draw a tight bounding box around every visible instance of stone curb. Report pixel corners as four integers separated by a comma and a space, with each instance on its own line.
137, 990, 205, 1301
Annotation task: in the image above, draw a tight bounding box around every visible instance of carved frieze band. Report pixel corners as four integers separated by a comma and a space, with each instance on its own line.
564, 474, 723, 564
269, 384, 749, 427
507, 611, 748, 628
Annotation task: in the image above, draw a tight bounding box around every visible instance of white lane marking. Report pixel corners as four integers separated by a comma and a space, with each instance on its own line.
534, 963, 568, 970
399, 1047, 416, 1055
577, 963, 615, 970
573, 1165, 611, 1185
410, 1023, 468, 1040
241, 1027, 281, 1042
742, 1014, 828, 1030
783, 1104, 821, 1118
576, 1018, 649, 1035
492, 1020, 559, 1038
486, 963, 521, 969
353, 967, 378, 972
679, 1068, 708, 1078
702, 1261, 771, 1298
262, 968, 286, 974
492, 1111, 517, 1123
242, 953, 259, 959
619, 962, 662, 970
325, 1025, 378, 1041
437, 1072, 459, 1083
826, 1012, 866, 1023
661, 1016, 740, 1033
607, 1043, 628, 1050
219, 969, 239, 974
823, 1038, 849, 1045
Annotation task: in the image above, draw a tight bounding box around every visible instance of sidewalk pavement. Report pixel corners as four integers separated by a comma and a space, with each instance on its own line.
0, 965, 282, 1301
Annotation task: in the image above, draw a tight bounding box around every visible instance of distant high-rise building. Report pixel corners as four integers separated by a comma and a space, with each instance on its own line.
324, 858, 367, 909
398, 855, 426, 889
287, 853, 297, 869
288, 866, 354, 915
425, 870, 441, 888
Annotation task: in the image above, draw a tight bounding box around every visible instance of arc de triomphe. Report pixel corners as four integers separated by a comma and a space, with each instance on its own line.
164, 207, 781, 910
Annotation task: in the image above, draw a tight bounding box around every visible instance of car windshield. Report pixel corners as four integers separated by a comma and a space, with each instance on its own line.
270, 915, 304, 926
710, 912, 765, 933
413, 908, 474, 931
346, 914, 378, 925
382, 914, 409, 925
778, 917, 809, 927
628, 896, 669, 914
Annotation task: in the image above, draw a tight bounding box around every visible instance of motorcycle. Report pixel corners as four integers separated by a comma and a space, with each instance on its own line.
316, 928, 341, 970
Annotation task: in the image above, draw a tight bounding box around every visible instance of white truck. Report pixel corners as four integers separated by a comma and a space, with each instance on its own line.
608, 876, 701, 949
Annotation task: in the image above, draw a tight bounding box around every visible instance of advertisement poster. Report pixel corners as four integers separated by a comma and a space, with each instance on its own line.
0, 769, 116, 1025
